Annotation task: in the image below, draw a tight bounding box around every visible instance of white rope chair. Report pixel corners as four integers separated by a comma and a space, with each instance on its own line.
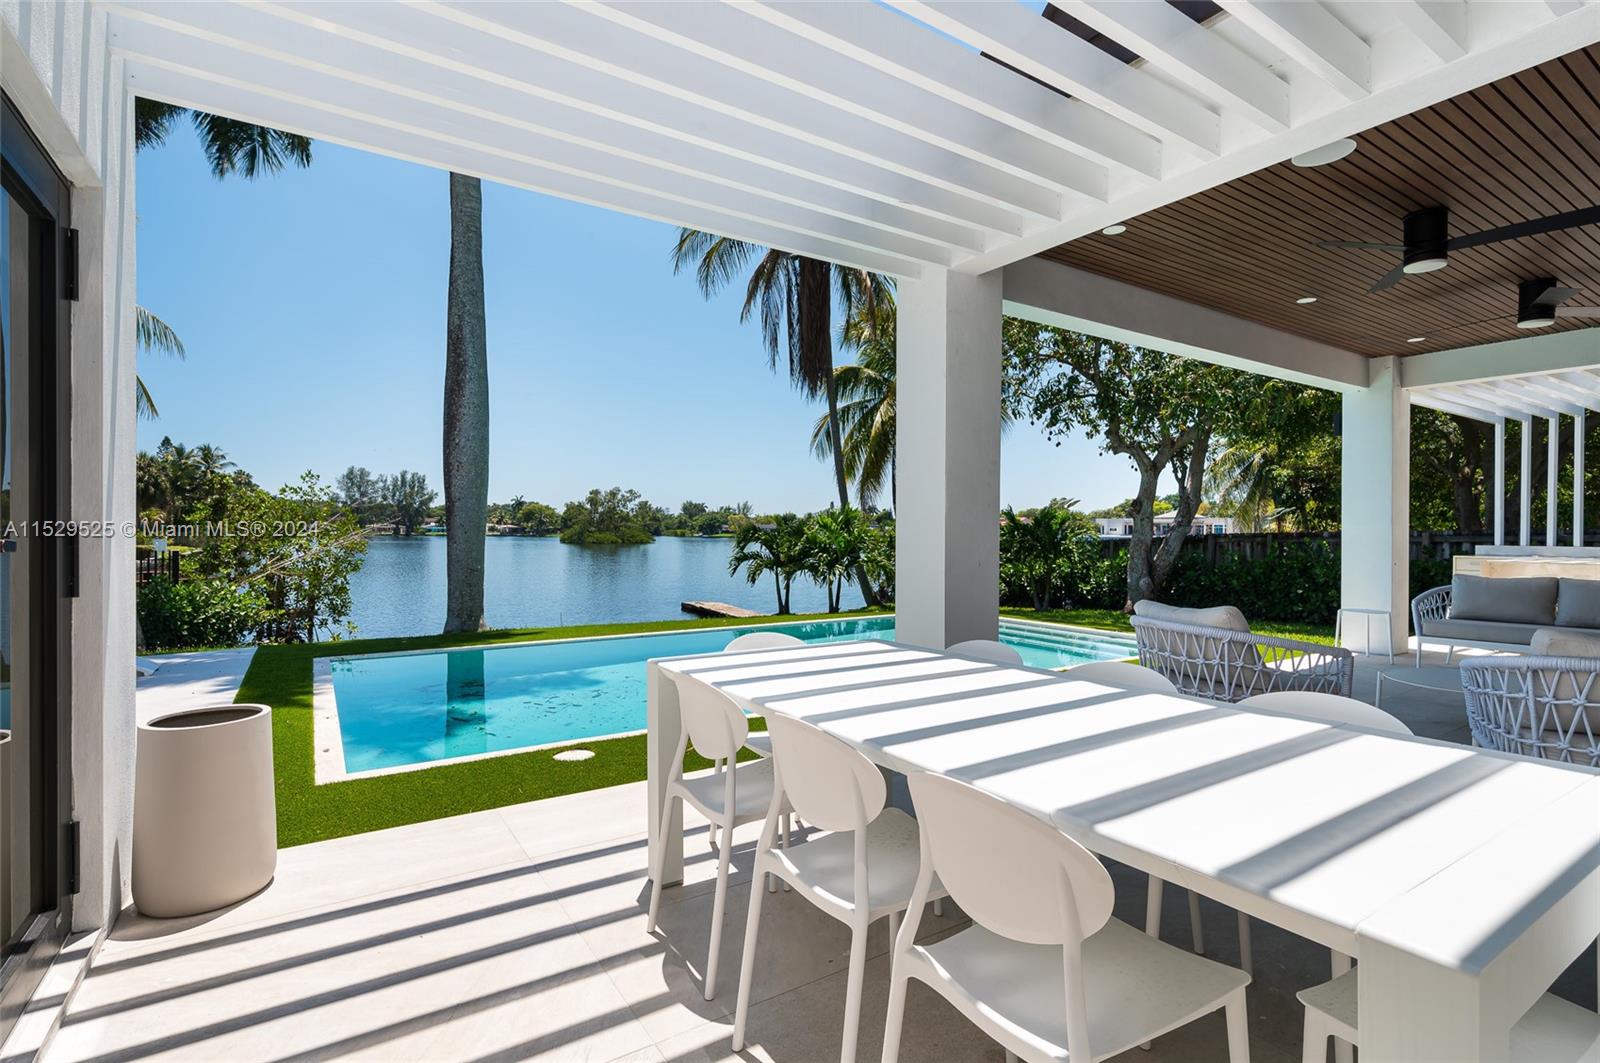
1461, 655, 1600, 767
1130, 616, 1354, 702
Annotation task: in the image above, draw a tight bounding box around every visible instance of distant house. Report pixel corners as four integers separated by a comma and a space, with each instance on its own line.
1094, 514, 1234, 539
487, 524, 523, 536
364, 522, 398, 537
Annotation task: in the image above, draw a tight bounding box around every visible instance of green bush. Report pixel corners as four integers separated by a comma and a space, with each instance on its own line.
138, 577, 269, 651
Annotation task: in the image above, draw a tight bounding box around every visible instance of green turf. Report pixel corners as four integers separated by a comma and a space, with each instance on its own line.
238, 608, 890, 848
1002, 606, 1337, 645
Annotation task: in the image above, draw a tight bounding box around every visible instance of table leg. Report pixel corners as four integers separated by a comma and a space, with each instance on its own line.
647, 663, 684, 887
1358, 937, 1511, 1062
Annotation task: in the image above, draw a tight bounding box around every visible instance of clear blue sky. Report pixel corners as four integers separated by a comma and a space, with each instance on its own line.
135, 126, 1156, 513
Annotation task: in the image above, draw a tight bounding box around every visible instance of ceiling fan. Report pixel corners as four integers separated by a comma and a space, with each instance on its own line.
1407, 278, 1600, 342
1315, 204, 1600, 293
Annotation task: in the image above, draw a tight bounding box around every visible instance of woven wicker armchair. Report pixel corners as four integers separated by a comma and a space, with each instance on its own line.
1461, 656, 1600, 767
1130, 615, 1355, 702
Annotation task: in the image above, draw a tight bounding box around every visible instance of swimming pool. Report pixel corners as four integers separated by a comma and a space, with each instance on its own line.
324, 616, 1136, 775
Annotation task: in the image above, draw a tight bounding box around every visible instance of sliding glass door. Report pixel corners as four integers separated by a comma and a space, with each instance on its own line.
0, 92, 73, 1044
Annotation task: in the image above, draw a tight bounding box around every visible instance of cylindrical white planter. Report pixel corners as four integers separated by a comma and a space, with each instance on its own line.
133, 704, 276, 918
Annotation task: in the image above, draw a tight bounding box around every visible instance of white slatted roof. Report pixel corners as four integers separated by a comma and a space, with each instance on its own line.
107, 0, 1600, 279
1411, 368, 1600, 423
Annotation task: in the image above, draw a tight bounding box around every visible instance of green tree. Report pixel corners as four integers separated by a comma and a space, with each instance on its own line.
337, 466, 384, 524
133, 99, 311, 418
671, 230, 890, 602
802, 506, 869, 613
560, 487, 654, 545
1010, 320, 1249, 610
516, 501, 561, 536
384, 470, 435, 536
1000, 502, 1095, 611
443, 172, 490, 633
728, 514, 810, 613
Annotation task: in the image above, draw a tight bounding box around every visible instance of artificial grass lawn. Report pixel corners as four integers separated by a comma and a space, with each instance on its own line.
238, 608, 889, 848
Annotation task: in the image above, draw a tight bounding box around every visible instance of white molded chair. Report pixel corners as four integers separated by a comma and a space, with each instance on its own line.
1065, 659, 1178, 693
1239, 691, 1412, 1063
883, 772, 1251, 1063
646, 672, 784, 1000
732, 714, 947, 1063
1066, 661, 1211, 962
947, 639, 1024, 666
724, 631, 806, 758
1298, 963, 1598, 1063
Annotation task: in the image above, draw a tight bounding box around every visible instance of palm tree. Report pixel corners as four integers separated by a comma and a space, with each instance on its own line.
811, 302, 897, 509
671, 231, 890, 601
802, 506, 869, 613
728, 514, 809, 613
442, 172, 490, 633
1206, 439, 1285, 532
1000, 503, 1087, 611
133, 99, 312, 417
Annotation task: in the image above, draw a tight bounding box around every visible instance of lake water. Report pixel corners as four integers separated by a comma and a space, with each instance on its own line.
346, 535, 866, 639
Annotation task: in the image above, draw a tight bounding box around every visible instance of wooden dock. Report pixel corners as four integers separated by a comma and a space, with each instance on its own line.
681, 600, 764, 619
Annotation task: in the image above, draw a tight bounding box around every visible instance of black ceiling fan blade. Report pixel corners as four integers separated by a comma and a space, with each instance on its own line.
1370, 263, 1408, 292
1315, 239, 1405, 251
1532, 285, 1581, 307
1448, 204, 1600, 252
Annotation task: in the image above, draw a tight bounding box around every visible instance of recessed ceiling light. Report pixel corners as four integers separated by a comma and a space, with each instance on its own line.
1296, 296, 1318, 305
1101, 224, 1127, 236
1406, 336, 1426, 343
1291, 138, 1358, 168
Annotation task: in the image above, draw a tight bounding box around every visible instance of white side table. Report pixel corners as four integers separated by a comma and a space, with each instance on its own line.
1335, 607, 1395, 663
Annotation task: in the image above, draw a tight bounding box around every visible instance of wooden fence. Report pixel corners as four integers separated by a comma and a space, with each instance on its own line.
1094, 531, 1506, 564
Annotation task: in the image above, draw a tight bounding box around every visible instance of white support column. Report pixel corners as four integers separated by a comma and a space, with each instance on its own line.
1520, 416, 1533, 547
1494, 419, 1506, 547
896, 267, 1003, 649
1547, 416, 1560, 546
1340, 357, 1409, 656
1576, 410, 1586, 547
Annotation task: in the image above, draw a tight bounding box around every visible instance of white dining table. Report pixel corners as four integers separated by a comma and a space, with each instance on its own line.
646, 639, 1600, 1062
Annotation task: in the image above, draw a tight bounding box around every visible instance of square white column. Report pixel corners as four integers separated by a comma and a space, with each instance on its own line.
1340, 357, 1409, 655
895, 267, 1003, 649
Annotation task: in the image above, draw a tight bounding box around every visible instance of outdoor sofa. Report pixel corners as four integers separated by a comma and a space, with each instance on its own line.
1129, 600, 1354, 702
1410, 573, 1600, 664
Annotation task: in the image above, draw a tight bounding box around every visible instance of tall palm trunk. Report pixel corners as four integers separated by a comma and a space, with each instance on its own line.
443, 173, 490, 633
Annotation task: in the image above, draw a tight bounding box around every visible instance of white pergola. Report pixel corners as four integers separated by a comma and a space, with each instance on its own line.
83, 0, 1600, 652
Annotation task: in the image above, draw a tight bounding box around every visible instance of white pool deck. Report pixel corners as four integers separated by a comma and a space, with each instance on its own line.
52, 639, 1561, 1062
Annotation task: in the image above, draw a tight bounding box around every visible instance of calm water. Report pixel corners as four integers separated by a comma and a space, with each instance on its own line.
346, 535, 865, 639
329, 617, 1138, 772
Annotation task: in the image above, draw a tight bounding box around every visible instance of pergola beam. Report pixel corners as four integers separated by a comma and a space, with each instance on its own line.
888, 0, 1222, 158
1215, 0, 1371, 101
1392, 1, 1467, 63
1054, 0, 1289, 131
1408, 391, 1504, 424
743, 0, 1162, 179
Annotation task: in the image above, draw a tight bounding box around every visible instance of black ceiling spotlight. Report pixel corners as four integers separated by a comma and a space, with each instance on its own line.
1314, 203, 1600, 293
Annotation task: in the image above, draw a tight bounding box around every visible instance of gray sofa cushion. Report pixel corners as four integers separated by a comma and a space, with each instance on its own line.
1530, 626, 1600, 658
1449, 574, 1557, 625
1422, 617, 1600, 646
1555, 578, 1600, 629
1132, 600, 1251, 632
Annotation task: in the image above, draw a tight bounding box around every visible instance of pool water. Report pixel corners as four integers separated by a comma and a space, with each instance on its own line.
328, 617, 1136, 773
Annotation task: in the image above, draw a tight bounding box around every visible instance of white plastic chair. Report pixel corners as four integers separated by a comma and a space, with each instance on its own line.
947, 639, 1024, 666
724, 631, 805, 758
1298, 962, 1598, 1063
883, 772, 1251, 1063
731, 714, 946, 1063
646, 672, 784, 1000
1065, 659, 1177, 692
1240, 691, 1412, 1063
1065, 660, 1211, 962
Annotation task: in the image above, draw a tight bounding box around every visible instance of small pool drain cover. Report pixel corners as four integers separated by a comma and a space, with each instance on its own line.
554, 749, 595, 762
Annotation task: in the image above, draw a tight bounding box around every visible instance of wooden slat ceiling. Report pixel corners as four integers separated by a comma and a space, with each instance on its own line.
1038, 45, 1600, 359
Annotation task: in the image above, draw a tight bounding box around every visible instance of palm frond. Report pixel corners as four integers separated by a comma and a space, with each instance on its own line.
136, 305, 186, 358
134, 99, 185, 151
136, 375, 160, 420
189, 111, 312, 179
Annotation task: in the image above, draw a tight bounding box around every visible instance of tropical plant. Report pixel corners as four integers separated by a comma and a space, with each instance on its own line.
133, 98, 312, 418
812, 303, 897, 508
442, 172, 491, 633
670, 229, 890, 601
384, 470, 436, 536
559, 487, 655, 545
999, 503, 1096, 611
516, 501, 562, 536
728, 513, 809, 613
802, 506, 869, 613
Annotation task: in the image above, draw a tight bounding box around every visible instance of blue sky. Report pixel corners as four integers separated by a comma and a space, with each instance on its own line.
135, 126, 1153, 513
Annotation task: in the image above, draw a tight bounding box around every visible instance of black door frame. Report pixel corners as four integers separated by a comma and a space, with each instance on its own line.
0, 90, 76, 1045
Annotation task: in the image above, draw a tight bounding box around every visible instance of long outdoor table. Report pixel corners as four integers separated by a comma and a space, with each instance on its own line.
646, 639, 1600, 1062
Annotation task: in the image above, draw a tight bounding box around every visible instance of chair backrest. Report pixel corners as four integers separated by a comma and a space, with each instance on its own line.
765, 714, 886, 833
670, 673, 749, 762
1238, 691, 1412, 736
907, 772, 1113, 947
946, 639, 1023, 666
724, 631, 805, 653
1064, 660, 1178, 694
1131, 615, 1354, 701
1462, 656, 1600, 767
